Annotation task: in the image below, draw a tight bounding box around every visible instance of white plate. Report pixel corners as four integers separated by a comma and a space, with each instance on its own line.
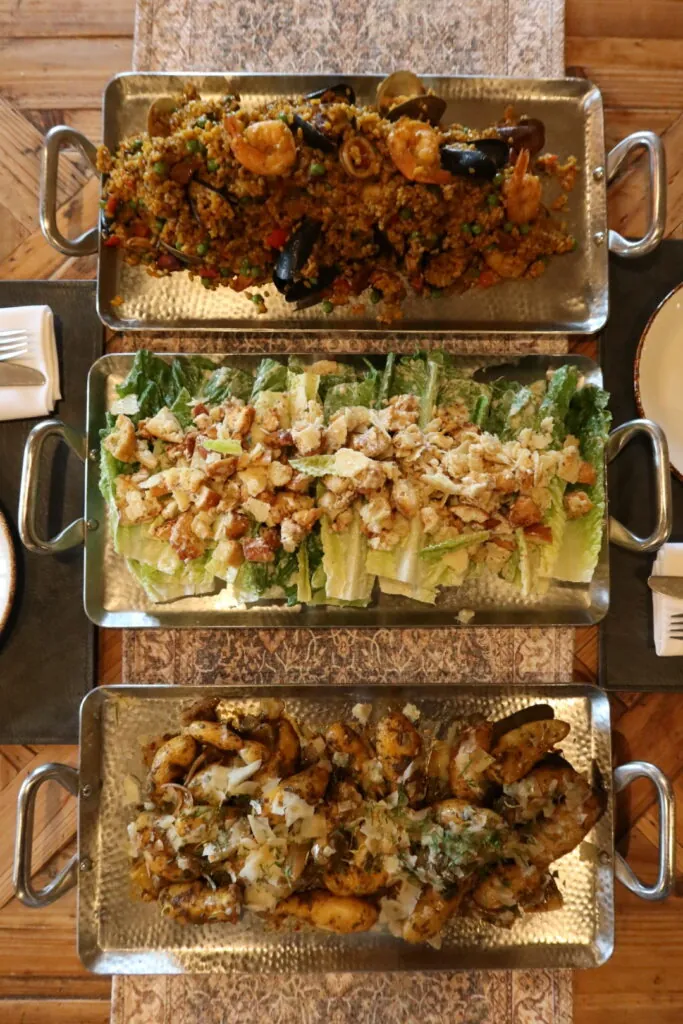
0, 508, 15, 634
635, 282, 683, 480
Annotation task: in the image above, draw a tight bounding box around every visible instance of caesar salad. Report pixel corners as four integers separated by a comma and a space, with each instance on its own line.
99, 351, 610, 608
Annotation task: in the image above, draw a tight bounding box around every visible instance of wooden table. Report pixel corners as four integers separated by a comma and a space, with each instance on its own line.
0, 1, 681, 1021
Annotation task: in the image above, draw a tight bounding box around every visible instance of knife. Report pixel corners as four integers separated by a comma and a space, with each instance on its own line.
647, 576, 683, 599
0, 363, 46, 387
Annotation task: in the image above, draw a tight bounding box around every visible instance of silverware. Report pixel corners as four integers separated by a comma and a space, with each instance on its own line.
0, 362, 46, 387
648, 576, 683, 600
0, 331, 29, 363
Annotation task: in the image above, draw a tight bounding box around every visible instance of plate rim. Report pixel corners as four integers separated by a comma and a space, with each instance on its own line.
0, 507, 16, 635
634, 280, 683, 482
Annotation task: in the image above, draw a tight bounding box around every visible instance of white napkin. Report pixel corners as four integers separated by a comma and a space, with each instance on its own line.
0, 305, 61, 422
652, 543, 683, 656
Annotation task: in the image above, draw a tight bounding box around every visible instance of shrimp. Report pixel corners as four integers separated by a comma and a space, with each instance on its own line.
483, 247, 528, 279
275, 891, 378, 933
224, 114, 297, 176
184, 720, 267, 764
503, 148, 542, 224
387, 118, 452, 185
159, 881, 242, 925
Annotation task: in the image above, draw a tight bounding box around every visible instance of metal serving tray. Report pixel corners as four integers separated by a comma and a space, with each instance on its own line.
40, 73, 665, 333
13, 683, 675, 972
18, 353, 672, 629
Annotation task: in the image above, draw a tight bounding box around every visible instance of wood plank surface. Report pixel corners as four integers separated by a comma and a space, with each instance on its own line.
0, 1, 681, 1022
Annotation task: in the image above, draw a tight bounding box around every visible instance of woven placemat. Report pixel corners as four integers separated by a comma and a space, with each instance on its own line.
114, 2, 573, 1020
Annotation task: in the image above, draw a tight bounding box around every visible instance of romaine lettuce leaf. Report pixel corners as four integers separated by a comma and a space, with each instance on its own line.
202, 438, 243, 455
420, 531, 491, 560
202, 364, 253, 405
537, 478, 567, 580
321, 509, 374, 603
537, 364, 579, 445
116, 350, 218, 421
126, 555, 216, 603
250, 357, 288, 399
290, 448, 374, 478
323, 374, 378, 420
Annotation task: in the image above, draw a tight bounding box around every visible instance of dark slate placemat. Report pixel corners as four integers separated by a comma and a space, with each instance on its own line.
601, 240, 683, 690
0, 281, 101, 742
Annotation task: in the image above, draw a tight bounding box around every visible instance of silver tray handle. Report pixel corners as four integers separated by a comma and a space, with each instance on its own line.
607, 418, 672, 553
613, 761, 675, 900
607, 130, 666, 259
13, 763, 80, 909
19, 419, 91, 555
40, 125, 99, 257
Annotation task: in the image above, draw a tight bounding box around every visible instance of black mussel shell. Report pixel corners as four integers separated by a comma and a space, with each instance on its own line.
373, 225, 395, 259
304, 83, 356, 104
100, 208, 112, 237
470, 138, 509, 169
292, 266, 337, 307
187, 178, 231, 227
385, 94, 447, 126
291, 112, 338, 153
273, 218, 323, 294
497, 117, 546, 156
440, 145, 499, 180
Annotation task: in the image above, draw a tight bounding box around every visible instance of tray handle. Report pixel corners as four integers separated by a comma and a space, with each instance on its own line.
607, 130, 666, 259
40, 125, 99, 257
19, 419, 91, 555
13, 763, 80, 909
613, 761, 675, 900
607, 418, 672, 553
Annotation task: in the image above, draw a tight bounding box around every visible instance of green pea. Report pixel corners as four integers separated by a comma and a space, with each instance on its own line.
219, 266, 232, 277
461, 222, 472, 235
201, 277, 213, 288
251, 293, 265, 305
409, 230, 422, 242
206, 158, 220, 172
569, 236, 578, 251
194, 116, 208, 129
503, 221, 514, 233
175, 241, 184, 251
487, 194, 499, 207
309, 277, 319, 287
399, 207, 412, 220
369, 288, 382, 304
152, 160, 167, 176
239, 196, 252, 206
128, 198, 138, 210
196, 241, 209, 256
471, 224, 482, 236
186, 138, 201, 153
155, 218, 165, 232
519, 223, 531, 235
493, 172, 504, 186
278, 112, 289, 123
129, 139, 143, 154
321, 299, 334, 314
431, 288, 443, 298
239, 258, 251, 274
310, 162, 326, 177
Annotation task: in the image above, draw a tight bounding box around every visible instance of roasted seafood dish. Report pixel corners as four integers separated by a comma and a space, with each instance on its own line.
127, 698, 606, 942
97, 71, 578, 322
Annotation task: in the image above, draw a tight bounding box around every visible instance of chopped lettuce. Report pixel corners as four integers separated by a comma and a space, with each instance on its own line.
250, 358, 288, 399
233, 548, 299, 604
202, 364, 253, 405
437, 367, 491, 422
420, 531, 491, 560
115, 350, 218, 422
202, 438, 243, 455
323, 371, 378, 420
537, 364, 579, 445
290, 448, 374, 478
288, 369, 320, 422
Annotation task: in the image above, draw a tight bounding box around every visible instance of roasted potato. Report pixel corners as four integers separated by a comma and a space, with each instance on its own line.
403, 884, 465, 943
426, 739, 452, 803
275, 891, 378, 933
184, 720, 267, 763
263, 761, 331, 819
501, 758, 588, 825
159, 881, 242, 924
148, 734, 197, 791
448, 721, 494, 801
326, 721, 387, 798
487, 719, 570, 785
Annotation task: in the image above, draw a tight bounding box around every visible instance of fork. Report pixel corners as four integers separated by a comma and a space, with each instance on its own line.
668, 612, 683, 641
0, 330, 29, 363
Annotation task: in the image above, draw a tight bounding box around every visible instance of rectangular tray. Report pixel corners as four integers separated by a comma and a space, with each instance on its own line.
83, 352, 610, 628
77, 683, 614, 973
97, 73, 607, 334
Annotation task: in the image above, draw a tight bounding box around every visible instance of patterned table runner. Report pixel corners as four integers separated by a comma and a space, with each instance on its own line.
114, 1, 573, 1020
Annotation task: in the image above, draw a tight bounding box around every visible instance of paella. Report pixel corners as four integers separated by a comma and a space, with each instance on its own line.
96, 72, 578, 322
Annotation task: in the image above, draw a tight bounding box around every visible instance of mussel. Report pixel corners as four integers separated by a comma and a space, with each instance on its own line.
304, 83, 356, 104
376, 70, 446, 126
273, 217, 325, 301
188, 179, 234, 230
440, 145, 501, 180
291, 266, 337, 307
496, 117, 546, 157
469, 138, 509, 169
291, 112, 338, 153
159, 239, 202, 267
147, 96, 179, 138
